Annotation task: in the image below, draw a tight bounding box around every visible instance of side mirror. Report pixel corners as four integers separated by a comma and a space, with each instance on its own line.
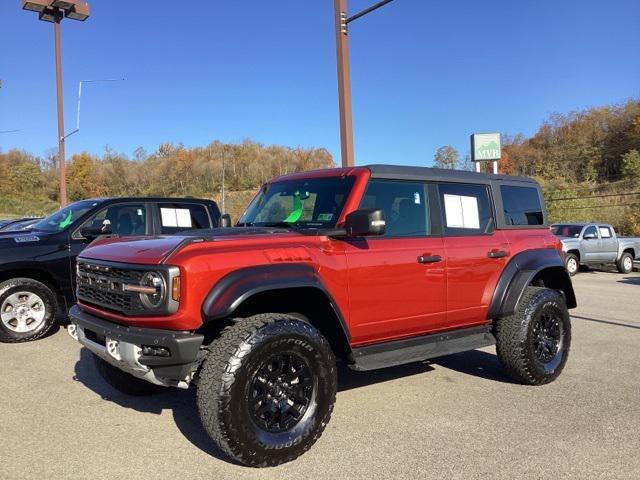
583, 232, 597, 240
344, 209, 386, 237
220, 213, 232, 228
80, 219, 112, 240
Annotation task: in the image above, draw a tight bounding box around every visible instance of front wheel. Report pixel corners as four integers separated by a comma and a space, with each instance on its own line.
495, 287, 571, 385
0, 278, 58, 343
617, 252, 634, 274
564, 253, 579, 276
196, 313, 337, 467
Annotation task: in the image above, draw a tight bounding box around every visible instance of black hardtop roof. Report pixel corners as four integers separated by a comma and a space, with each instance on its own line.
366, 164, 538, 185
81, 197, 218, 205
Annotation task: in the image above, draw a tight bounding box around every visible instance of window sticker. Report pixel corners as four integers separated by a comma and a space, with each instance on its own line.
444, 194, 480, 229
317, 213, 333, 221
283, 191, 303, 223
414, 192, 421, 204
161, 208, 193, 228
599, 227, 611, 238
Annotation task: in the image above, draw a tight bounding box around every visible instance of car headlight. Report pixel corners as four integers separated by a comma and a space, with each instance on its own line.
139, 271, 166, 309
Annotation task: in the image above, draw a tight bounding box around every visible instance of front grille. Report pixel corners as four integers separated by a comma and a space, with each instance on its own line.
77, 261, 144, 314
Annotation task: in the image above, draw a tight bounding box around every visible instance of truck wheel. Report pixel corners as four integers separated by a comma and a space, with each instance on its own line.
564, 253, 579, 276
0, 278, 57, 343
196, 313, 337, 467
616, 252, 634, 274
495, 287, 571, 385
93, 354, 168, 396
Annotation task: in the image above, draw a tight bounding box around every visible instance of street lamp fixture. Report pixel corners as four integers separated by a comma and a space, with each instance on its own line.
21, 0, 91, 207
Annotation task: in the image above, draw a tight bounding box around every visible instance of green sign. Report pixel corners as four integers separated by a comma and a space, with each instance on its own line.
471, 133, 501, 162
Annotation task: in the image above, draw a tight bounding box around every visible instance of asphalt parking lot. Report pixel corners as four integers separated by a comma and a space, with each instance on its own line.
2, 269, 639, 480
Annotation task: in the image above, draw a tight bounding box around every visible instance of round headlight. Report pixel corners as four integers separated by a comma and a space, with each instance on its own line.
140, 272, 166, 309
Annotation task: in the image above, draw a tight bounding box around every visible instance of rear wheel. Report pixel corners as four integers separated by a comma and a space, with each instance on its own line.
93, 354, 167, 396
0, 278, 57, 343
617, 252, 634, 274
564, 253, 579, 276
196, 313, 337, 467
495, 287, 571, 385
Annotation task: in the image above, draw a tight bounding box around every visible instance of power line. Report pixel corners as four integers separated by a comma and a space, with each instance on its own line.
557, 202, 640, 210
547, 191, 640, 202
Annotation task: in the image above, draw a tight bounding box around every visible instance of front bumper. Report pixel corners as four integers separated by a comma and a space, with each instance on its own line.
68, 305, 204, 389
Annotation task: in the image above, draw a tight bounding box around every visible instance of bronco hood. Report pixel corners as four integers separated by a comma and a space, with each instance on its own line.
80, 236, 189, 265
79, 227, 295, 265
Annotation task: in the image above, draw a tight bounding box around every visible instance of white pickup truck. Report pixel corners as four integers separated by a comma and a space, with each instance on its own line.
551, 223, 640, 275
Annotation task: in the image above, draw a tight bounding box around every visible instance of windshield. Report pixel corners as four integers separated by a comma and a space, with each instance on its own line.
551, 225, 584, 238
239, 176, 356, 228
31, 200, 101, 233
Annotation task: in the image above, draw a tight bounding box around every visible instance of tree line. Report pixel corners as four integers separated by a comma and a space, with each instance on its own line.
0, 140, 334, 218
432, 99, 640, 234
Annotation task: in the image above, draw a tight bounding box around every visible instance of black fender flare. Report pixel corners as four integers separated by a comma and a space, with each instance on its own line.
201, 263, 351, 341
488, 248, 577, 319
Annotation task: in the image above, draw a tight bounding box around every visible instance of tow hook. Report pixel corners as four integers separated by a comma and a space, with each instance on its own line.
67, 324, 78, 340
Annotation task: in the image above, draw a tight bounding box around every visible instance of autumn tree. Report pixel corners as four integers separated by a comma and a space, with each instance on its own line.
433, 146, 459, 169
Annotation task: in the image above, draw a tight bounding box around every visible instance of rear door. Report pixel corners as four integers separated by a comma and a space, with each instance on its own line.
597, 226, 617, 262
438, 182, 510, 327
155, 202, 215, 234
343, 179, 447, 345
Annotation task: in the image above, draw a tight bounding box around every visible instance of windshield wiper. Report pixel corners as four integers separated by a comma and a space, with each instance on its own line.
258, 222, 297, 228
236, 222, 254, 227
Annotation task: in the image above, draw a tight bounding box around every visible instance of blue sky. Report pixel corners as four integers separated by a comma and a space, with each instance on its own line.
1, 0, 639, 167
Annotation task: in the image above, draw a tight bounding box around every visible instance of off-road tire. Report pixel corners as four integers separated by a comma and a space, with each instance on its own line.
564, 253, 579, 276
616, 252, 634, 274
196, 313, 337, 467
495, 287, 571, 385
0, 278, 58, 343
93, 354, 168, 396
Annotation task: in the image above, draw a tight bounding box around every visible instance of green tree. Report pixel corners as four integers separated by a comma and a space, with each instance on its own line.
434, 146, 460, 169
622, 149, 640, 181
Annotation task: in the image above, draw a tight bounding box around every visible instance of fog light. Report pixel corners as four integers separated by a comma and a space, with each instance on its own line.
142, 345, 171, 357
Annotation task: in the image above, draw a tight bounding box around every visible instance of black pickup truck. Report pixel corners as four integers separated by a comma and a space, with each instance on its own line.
0, 197, 221, 343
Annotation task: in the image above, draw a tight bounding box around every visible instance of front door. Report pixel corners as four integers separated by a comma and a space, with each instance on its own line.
343, 180, 447, 345
581, 225, 600, 263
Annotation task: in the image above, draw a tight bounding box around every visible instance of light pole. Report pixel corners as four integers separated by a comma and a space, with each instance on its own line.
22, 0, 90, 207
64, 78, 125, 140
333, 0, 394, 168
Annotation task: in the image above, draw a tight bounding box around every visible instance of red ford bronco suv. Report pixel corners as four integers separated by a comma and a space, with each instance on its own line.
68, 165, 576, 467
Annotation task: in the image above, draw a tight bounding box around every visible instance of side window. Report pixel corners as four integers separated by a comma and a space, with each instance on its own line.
159, 203, 211, 234
439, 183, 493, 235
359, 180, 428, 237
583, 225, 598, 238
599, 226, 612, 238
500, 185, 544, 225
84, 204, 147, 236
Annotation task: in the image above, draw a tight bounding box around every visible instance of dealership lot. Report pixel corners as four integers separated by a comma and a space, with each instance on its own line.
1, 270, 639, 480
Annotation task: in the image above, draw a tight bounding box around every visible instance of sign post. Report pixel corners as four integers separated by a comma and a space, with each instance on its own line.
471, 133, 501, 174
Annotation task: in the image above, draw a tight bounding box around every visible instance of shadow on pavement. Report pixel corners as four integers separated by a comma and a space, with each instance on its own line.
72, 348, 231, 462
430, 349, 518, 384
571, 314, 640, 330
618, 276, 640, 286
337, 361, 434, 392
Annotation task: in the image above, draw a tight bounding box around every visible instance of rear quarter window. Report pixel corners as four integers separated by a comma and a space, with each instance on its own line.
500, 185, 544, 226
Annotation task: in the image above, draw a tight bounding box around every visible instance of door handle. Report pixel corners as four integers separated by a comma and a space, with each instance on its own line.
417, 254, 442, 264
487, 249, 508, 259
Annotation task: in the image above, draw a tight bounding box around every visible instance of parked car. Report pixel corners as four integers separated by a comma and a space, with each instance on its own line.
68, 165, 576, 467
0, 217, 42, 232
0, 197, 221, 343
551, 223, 640, 275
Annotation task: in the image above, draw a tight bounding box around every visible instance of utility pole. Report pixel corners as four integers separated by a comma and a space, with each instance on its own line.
333, 0, 395, 168
334, 0, 354, 168
22, 0, 91, 207
54, 20, 67, 206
